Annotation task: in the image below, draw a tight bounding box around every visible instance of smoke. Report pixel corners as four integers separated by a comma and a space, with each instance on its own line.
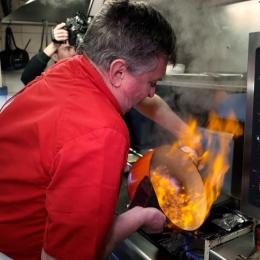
149, 0, 221, 72
150, 0, 257, 73
128, 0, 251, 149
39, 0, 84, 7
158, 85, 221, 125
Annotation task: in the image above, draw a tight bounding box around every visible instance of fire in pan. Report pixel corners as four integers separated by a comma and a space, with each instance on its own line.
128, 145, 207, 231
128, 112, 243, 231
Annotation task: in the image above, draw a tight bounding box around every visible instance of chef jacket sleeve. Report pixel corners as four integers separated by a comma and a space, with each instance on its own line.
43, 127, 129, 259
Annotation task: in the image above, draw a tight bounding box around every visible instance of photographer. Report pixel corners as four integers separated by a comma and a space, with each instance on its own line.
20, 23, 76, 85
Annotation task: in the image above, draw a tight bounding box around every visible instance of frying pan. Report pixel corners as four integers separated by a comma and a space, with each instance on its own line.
127, 145, 207, 231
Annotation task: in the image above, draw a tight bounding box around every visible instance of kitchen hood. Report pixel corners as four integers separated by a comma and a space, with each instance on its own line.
1, 0, 92, 25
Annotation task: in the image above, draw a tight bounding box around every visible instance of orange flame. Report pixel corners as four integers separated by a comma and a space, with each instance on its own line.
151, 168, 207, 230
202, 112, 243, 214
150, 111, 243, 230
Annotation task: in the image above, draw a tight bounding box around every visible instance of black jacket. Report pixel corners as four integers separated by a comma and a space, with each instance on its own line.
21, 51, 51, 85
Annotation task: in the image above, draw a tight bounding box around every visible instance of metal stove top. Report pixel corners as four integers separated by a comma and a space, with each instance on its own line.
108, 173, 254, 260
140, 202, 253, 260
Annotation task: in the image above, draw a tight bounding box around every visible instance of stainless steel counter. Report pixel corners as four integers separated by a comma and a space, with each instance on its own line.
209, 231, 255, 260
107, 232, 171, 260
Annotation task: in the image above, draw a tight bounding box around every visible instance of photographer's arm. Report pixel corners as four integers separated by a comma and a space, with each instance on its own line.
20, 52, 50, 85
20, 23, 69, 85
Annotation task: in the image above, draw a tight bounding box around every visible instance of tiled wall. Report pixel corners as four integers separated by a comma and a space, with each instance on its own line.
0, 23, 53, 94
1, 23, 53, 58
0, 0, 53, 93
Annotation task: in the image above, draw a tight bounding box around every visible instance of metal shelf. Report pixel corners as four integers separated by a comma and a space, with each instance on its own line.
158, 74, 247, 93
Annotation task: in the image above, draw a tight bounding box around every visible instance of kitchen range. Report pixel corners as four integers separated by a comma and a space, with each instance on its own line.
1, 1, 260, 259
108, 32, 260, 260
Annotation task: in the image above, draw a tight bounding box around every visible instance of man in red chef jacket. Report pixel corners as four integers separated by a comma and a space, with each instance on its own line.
0, 0, 199, 259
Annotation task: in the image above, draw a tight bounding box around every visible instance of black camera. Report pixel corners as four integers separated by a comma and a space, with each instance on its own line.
52, 12, 90, 47
65, 12, 90, 47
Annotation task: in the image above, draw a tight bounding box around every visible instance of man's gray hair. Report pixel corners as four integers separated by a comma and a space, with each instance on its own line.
78, 0, 176, 74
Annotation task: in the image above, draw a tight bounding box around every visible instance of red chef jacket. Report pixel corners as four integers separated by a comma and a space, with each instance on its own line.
0, 55, 130, 259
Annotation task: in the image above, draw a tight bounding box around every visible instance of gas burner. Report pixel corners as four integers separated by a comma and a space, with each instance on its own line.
139, 202, 253, 260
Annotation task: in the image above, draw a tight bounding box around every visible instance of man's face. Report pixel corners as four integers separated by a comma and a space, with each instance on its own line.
120, 55, 167, 113
56, 43, 76, 60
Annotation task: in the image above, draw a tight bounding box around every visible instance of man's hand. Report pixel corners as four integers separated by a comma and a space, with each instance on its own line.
180, 145, 199, 164
140, 207, 166, 233
104, 206, 166, 257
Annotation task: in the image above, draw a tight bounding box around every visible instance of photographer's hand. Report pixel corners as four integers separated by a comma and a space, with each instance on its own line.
43, 23, 69, 58
52, 23, 68, 43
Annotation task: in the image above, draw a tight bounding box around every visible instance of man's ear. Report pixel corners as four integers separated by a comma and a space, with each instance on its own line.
108, 59, 128, 88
